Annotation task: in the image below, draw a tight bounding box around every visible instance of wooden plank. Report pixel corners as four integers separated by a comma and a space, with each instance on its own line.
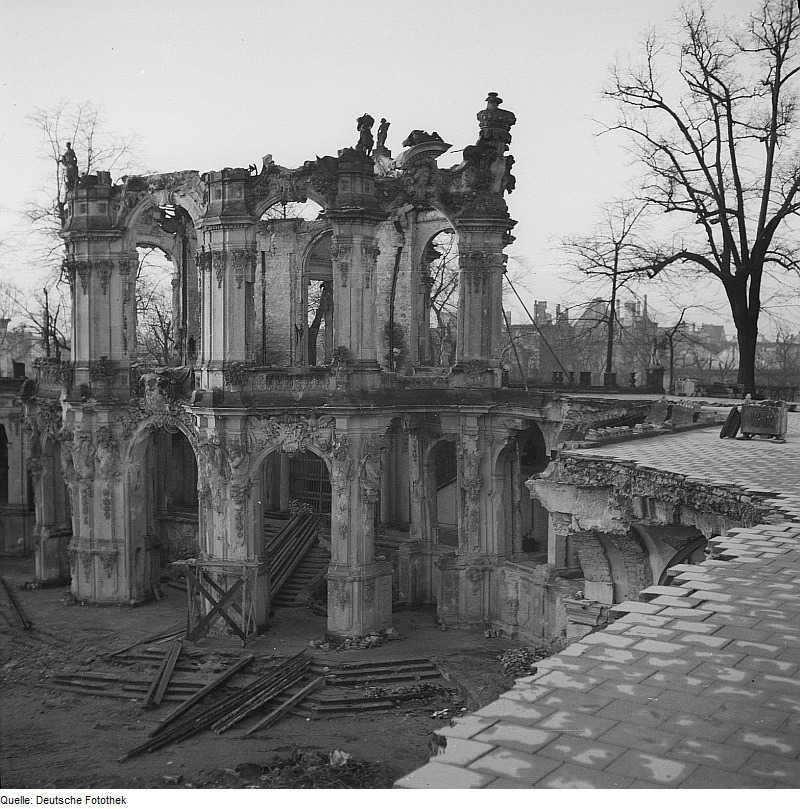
244, 676, 325, 736
148, 655, 254, 737
152, 640, 182, 707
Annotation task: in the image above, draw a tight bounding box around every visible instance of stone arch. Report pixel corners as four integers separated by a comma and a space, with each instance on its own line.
414, 210, 459, 367
425, 437, 458, 548
493, 441, 519, 557
251, 189, 331, 222
124, 415, 200, 601
300, 229, 334, 367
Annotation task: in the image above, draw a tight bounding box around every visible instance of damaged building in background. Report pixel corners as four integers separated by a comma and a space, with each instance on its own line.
4, 94, 754, 646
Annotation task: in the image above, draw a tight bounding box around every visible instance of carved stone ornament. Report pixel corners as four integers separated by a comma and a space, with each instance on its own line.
466, 566, 484, 594
246, 413, 334, 458
94, 426, 120, 478
26, 456, 43, 482
330, 240, 352, 288
333, 579, 350, 610
359, 436, 388, 504
96, 259, 113, 294
361, 243, 380, 289
224, 362, 249, 387
102, 487, 112, 521
99, 549, 118, 577
231, 249, 255, 290
212, 251, 225, 288
80, 550, 94, 578
230, 477, 252, 540
89, 356, 115, 383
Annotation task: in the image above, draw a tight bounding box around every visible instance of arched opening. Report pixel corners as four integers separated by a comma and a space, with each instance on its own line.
257, 446, 331, 609
302, 232, 333, 367
0, 425, 8, 506
421, 229, 458, 366
427, 440, 458, 547
128, 425, 199, 600
517, 425, 549, 558
134, 204, 199, 367
261, 200, 324, 223
494, 444, 519, 557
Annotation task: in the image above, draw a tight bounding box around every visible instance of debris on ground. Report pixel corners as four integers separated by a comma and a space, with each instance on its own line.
198, 748, 388, 789
498, 646, 549, 676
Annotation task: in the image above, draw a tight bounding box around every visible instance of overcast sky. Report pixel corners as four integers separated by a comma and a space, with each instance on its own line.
0, 0, 766, 331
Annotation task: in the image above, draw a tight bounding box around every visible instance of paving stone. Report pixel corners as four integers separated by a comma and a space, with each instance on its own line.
613, 611, 675, 627
483, 777, 535, 788
728, 727, 800, 758
605, 751, 697, 786
529, 670, 605, 691
668, 737, 754, 771
580, 647, 648, 665
579, 631, 637, 648
710, 705, 790, 731
674, 632, 731, 649
608, 600, 664, 616
536, 734, 627, 769
475, 699, 557, 723
639, 671, 713, 695
427, 737, 496, 766
586, 662, 657, 683
535, 690, 614, 714
619, 624, 677, 640
689, 589, 735, 602
597, 722, 681, 754
641, 585, 693, 598
677, 765, 777, 789
631, 638, 689, 654
395, 761, 496, 789
648, 595, 704, 608
739, 752, 800, 786
596, 700, 674, 728
533, 710, 618, 739
536, 763, 634, 789
656, 607, 716, 619
735, 655, 799, 676
468, 748, 561, 783
659, 712, 737, 742
438, 715, 499, 739
472, 723, 558, 754
665, 619, 723, 634
640, 654, 701, 673
588, 679, 666, 703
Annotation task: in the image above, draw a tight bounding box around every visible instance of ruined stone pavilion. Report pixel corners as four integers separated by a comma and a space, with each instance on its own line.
10, 94, 730, 643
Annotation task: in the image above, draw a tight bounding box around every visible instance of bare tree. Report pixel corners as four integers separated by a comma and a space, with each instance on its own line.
135, 249, 177, 366
26, 101, 138, 273
561, 201, 653, 378
604, 0, 800, 395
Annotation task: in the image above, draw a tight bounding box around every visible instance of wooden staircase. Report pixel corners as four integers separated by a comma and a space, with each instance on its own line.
264, 511, 329, 609
272, 543, 329, 608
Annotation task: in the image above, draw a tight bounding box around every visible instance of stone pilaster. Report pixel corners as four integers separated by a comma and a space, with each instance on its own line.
328, 151, 385, 387
326, 417, 393, 639
198, 169, 258, 391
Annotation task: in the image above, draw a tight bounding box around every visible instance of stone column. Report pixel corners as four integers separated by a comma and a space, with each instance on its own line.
436, 416, 491, 629
326, 417, 393, 640
328, 150, 385, 388
198, 169, 257, 391
406, 421, 434, 604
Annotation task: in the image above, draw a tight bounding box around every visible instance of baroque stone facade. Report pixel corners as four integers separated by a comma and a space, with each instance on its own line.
9, 94, 695, 644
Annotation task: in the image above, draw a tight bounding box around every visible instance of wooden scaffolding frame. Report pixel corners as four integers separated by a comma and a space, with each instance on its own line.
177, 559, 264, 646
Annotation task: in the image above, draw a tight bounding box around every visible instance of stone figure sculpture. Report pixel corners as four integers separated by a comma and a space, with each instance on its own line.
61, 142, 79, 192
356, 113, 375, 156
376, 118, 390, 150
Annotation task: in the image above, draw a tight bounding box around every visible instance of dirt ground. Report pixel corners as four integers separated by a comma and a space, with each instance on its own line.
0, 556, 534, 789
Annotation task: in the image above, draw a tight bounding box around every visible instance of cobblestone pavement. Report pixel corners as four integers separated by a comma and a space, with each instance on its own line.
396, 412, 800, 789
